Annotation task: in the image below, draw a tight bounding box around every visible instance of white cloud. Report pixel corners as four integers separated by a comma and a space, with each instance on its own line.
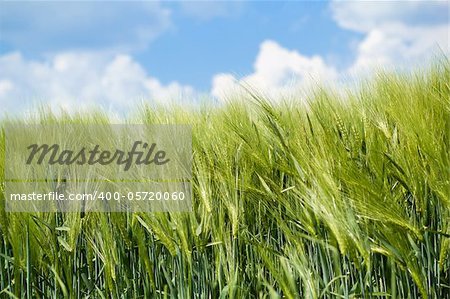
350, 23, 449, 74
0, 80, 14, 97
331, 1, 448, 33
331, 1, 449, 74
211, 74, 239, 100
211, 1, 449, 102
212, 1, 448, 102
0, 2, 172, 52
0, 52, 195, 116
1, 1, 448, 113
212, 40, 338, 102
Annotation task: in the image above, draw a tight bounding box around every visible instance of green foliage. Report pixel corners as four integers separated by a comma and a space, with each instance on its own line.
0, 60, 449, 298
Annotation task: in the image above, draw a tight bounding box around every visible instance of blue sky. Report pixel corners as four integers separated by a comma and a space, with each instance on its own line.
0, 1, 448, 114
139, 2, 360, 90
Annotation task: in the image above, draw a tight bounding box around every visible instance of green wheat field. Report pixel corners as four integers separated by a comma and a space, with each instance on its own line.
0, 60, 449, 298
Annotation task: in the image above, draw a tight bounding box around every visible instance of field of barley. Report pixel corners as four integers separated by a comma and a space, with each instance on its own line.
0, 60, 449, 298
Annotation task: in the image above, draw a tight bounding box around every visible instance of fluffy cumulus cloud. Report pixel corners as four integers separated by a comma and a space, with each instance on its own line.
331, 0, 449, 73
330, 1, 449, 33
350, 23, 448, 73
0, 2, 172, 53
0, 52, 195, 115
213, 1, 449, 101
1, 1, 448, 111
212, 40, 338, 101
